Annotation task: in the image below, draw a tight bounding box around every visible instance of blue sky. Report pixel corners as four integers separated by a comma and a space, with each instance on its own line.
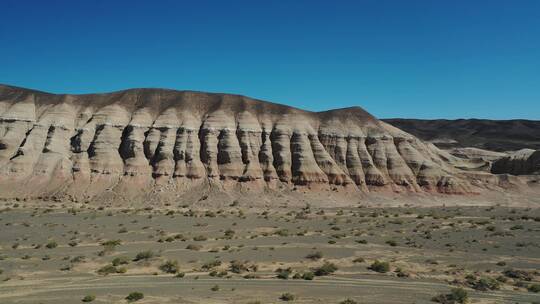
0, 0, 539, 119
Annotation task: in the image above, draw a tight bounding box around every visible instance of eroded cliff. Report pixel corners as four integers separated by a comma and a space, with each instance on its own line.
0, 84, 483, 201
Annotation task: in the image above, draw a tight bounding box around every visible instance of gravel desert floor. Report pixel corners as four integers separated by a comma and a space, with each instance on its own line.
0, 201, 539, 304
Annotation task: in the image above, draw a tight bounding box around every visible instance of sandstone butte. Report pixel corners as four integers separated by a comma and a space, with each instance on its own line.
0, 84, 536, 205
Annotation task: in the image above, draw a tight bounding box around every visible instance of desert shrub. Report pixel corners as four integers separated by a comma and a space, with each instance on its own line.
528, 284, 540, 293
186, 244, 202, 251
450, 288, 468, 303
175, 272, 185, 278
202, 260, 222, 270
305, 251, 323, 260
193, 235, 208, 241
68, 240, 78, 247
339, 299, 358, 304
211, 284, 220, 291
280, 293, 296, 301
125, 292, 144, 302
224, 229, 235, 238
46, 241, 58, 249
133, 250, 154, 261
468, 276, 500, 291
369, 260, 390, 273
432, 288, 468, 304
313, 262, 338, 276
395, 267, 410, 278
302, 271, 314, 280
486, 225, 496, 232
97, 264, 120, 275
386, 240, 397, 246
100, 239, 121, 247
70, 255, 86, 263
503, 269, 533, 281
163, 236, 175, 242
159, 260, 179, 274
276, 267, 292, 279
81, 295, 95, 302
112, 256, 129, 266
229, 260, 249, 273
352, 257, 365, 263
510, 224, 524, 230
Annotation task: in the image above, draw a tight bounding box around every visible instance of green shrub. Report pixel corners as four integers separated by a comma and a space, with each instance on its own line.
125, 292, 144, 302
385, 240, 397, 247
97, 264, 121, 275
529, 284, 540, 293
450, 288, 468, 304
313, 262, 338, 276
369, 260, 390, 273
112, 256, 129, 266
432, 288, 468, 304
302, 271, 314, 280
276, 267, 292, 279
81, 295, 95, 302
133, 250, 154, 261
159, 260, 179, 274
352, 257, 365, 263
45, 241, 58, 249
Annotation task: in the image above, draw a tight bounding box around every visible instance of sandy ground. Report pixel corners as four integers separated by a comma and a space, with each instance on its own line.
0, 202, 539, 303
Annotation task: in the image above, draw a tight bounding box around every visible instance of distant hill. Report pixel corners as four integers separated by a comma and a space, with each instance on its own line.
383, 119, 540, 152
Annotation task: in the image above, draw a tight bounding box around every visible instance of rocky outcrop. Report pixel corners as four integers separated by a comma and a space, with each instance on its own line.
491, 149, 540, 175
0, 84, 489, 201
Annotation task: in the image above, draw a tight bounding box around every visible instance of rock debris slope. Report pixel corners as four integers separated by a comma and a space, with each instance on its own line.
0, 84, 481, 200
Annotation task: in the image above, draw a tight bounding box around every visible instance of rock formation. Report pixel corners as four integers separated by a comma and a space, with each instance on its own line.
0, 84, 508, 201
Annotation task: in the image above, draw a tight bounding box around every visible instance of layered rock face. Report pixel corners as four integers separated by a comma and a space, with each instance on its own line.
0, 84, 476, 200
491, 149, 540, 175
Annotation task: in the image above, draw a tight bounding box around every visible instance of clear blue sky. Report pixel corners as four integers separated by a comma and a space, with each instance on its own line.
1, 0, 539, 119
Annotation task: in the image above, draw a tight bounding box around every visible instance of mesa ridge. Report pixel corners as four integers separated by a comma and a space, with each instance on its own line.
0, 84, 515, 201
